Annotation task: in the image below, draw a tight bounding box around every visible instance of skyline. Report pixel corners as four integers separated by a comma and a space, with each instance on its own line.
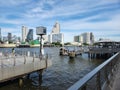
0, 0, 120, 42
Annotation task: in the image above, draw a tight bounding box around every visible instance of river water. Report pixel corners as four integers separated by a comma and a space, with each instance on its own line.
0, 47, 104, 90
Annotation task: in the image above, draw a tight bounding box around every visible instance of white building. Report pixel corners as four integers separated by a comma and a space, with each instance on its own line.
48, 33, 64, 44
74, 35, 83, 43
22, 26, 28, 42
51, 22, 60, 34
74, 32, 94, 45
48, 22, 64, 45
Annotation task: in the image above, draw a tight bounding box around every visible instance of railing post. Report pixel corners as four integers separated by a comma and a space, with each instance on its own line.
110, 62, 113, 77
96, 71, 101, 90
33, 53, 34, 62
14, 56, 16, 66
24, 55, 26, 64
104, 66, 109, 84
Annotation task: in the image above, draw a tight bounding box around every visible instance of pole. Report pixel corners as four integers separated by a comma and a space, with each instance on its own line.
40, 35, 42, 56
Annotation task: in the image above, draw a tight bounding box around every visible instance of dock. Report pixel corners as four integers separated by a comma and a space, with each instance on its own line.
59, 47, 83, 58
0, 51, 52, 86
88, 47, 120, 59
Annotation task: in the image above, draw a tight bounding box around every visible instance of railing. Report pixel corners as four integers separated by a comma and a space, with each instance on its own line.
68, 52, 120, 90
0, 50, 52, 67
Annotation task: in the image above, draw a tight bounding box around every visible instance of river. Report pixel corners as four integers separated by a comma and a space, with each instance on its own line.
0, 47, 104, 90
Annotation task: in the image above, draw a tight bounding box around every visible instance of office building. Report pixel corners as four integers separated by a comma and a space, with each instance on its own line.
8, 33, 12, 43
74, 35, 83, 43
51, 22, 60, 34
26, 29, 33, 42
48, 22, 64, 45
74, 32, 94, 45
22, 26, 28, 42
48, 33, 64, 44
0, 28, 2, 41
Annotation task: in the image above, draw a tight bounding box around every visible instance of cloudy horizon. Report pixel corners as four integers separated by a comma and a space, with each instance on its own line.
0, 0, 120, 42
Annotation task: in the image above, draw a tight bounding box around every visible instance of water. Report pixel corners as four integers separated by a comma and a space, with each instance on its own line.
0, 47, 104, 90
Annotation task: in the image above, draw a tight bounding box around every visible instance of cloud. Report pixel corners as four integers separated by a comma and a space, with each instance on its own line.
0, 0, 120, 42
0, 0, 31, 6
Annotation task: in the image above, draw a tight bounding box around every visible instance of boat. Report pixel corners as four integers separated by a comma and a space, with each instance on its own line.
59, 47, 68, 55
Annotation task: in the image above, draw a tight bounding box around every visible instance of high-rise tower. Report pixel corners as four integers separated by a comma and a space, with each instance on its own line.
26, 29, 33, 42
22, 26, 28, 42
8, 32, 12, 42
48, 22, 64, 45
51, 22, 60, 34
0, 28, 1, 41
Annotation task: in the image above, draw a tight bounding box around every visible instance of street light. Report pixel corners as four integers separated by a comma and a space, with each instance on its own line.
36, 26, 46, 57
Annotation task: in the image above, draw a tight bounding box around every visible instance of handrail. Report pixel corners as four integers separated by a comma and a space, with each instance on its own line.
68, 52, 119, 90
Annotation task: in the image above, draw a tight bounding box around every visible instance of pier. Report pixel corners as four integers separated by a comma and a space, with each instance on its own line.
88, 47, 120, 59
0, 51, 52, 86
59, 47, 83, 58
68, 52, 120, 90
88, 41, 120, 59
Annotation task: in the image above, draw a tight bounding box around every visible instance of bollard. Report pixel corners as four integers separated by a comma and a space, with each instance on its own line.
38, 70, 43, 85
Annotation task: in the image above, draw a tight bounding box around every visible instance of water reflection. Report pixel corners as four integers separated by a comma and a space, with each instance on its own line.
68, 58, 75, 64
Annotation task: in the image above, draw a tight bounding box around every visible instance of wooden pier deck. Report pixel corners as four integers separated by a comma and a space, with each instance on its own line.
0, 54, 52, 83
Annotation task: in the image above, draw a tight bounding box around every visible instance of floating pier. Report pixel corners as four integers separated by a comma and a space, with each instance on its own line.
59, 47, 83, 58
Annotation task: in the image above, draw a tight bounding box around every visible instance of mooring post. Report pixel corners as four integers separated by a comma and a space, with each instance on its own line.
19, 78, 23, 87
38, 69, 43, 85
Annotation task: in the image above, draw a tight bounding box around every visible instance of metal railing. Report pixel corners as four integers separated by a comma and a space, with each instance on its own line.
68, 52, 120, 90
0, 50, 52, 67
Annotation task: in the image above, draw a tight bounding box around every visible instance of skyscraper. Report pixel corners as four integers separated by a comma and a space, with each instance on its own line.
22, 26, 28, 42
26, 29, 33, 42
48, 22, 64, 45
0, 28, 2, 41
8, 32, 12, 43
74, 32, 94, 45
51, 22, 60, 34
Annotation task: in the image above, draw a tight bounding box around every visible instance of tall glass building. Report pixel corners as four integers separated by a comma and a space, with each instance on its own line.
8, 32, 12, 42
22, 26, 28, 42
0, 28, 2, 41
26, 29, 33, 42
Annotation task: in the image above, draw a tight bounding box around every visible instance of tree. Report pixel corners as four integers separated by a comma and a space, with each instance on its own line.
83, 43, 89, 46
64, 42, 71, 45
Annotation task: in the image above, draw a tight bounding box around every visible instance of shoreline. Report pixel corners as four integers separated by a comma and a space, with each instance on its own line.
0, 44, 56, 48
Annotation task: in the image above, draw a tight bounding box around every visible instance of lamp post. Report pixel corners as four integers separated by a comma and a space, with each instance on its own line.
36, 26, 46, 57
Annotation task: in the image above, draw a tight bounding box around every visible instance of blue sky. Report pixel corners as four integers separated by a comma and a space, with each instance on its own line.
0, 0, 120, 42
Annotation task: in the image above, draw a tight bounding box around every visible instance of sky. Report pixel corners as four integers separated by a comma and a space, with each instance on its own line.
0, 0, 120, 42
